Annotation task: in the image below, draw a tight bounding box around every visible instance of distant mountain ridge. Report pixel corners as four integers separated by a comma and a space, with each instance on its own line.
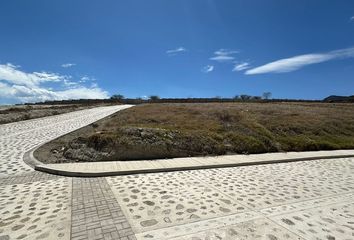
323, 95, 354, 103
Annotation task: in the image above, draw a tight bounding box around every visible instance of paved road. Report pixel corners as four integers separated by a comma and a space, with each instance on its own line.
1, 106, 354, 240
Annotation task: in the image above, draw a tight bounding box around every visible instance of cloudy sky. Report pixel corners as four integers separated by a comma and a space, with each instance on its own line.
1, 0, 354, 104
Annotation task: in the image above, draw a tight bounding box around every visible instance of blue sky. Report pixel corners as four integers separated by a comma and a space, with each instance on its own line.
1, 0, 354, 104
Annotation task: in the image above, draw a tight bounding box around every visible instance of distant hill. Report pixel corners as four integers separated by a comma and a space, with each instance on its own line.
323, 95, 354, 103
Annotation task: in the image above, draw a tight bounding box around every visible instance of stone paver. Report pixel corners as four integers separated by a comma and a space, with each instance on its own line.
110, 158, 354, 240
270, 201, 354, 240
191, 158, 354, 210
169, 218, 305, 240
107, 172, 248, 233
0, 178, 72, 240
1, 105, 354, 240
71, 178, 136, 240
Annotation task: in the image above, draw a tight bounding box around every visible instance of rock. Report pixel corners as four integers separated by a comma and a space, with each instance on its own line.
220, 199, 232, 204
176, 204, 184, 210
219, 207, 231, 213
189, 214, 200, 219
186, 208, 197, 213
143, 201, 155, 206
281, 218, 295, 225
140, 219, 158, 227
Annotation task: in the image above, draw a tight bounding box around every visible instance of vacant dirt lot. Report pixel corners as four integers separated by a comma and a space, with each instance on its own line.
35, 102, 354, 163
0, 104, 113, 124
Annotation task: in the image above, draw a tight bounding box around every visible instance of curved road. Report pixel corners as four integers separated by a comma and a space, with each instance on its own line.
1, 105, 354, 240
0, 105, 132, 177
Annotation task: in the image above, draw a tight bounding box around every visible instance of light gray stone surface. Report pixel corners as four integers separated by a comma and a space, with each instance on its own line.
109, 158, 354, 240
270, 201, 354, 240
38, 149, 354, 176
107, 172, 248, 233
169, 218, 305, 240
0, 178, 72, 240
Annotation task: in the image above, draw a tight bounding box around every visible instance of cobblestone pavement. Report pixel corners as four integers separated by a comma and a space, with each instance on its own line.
107, 158, 354, 240
0, 106, 136, 240
1, 106, 354, 239
0, 105, 132, 177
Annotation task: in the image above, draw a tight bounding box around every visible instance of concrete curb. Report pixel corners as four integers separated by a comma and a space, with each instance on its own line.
23, 146, 43, 169
20, 104, 134, 174
30, 150, 354, 177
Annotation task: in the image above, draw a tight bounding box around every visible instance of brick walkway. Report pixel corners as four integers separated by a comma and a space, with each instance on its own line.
71, 178, 136, 240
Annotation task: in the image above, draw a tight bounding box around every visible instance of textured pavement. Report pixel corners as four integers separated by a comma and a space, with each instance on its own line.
0, 105, 136, 240
1, 106, 354, 240
0, 105, 132, 177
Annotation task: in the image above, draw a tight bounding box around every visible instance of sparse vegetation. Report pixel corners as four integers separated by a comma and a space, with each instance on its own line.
111, 94, 125, 100
262, 92, 272, 100
149, 95, 160, 101
35, 102, 354, 163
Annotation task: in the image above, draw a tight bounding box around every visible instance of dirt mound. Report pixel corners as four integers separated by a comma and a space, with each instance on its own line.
59, 127, 225, 162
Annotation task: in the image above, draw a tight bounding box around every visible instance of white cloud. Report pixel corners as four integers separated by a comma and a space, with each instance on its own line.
351, 16, 354, 21
0, 63, 64, 87
3, 84, 108, 103
202, 65, 214, 73
210, 55, 235, 62
245, 47, 354, 75
210, 49, 238, 62
61, 63, 76, 68
80, 76, 90, 82
55, 87, 108, 100
63, 78, 78, 87
166, 47, 187, 55
233, 62, 251, 71
214, 49, 238, 55
0, 82, 17, 98
79, 76, 96, 83
0, 63, 108, 103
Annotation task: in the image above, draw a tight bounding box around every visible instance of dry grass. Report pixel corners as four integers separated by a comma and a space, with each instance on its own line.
89, 102, 354, 157
36, 102, 354, 163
